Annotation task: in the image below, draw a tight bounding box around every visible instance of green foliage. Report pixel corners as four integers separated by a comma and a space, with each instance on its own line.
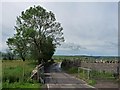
7, 5, 64, 63
62, 59, 116, 86
2, 49, 15, 60
90, 70, 114, 80
2, 60, 39, 88
87, 79, 96, 86
54, 59, 63, 63
3, 66, 23, 83
3, 82, 41, 88
67, 67, 78, 74
53, 55, 118, 61
61, 63, 78, 74
7, 35, 28, 61
62, 66, 97, 86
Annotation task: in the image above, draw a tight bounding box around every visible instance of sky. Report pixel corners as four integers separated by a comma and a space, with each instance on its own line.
0, 1, 118, 56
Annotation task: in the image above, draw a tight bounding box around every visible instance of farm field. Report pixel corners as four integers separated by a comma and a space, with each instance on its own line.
53, 55, 118, 61
2, 60, 42, 88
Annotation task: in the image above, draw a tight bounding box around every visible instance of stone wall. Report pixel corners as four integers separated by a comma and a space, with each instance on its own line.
81, 61, 118, 73
61, 59, 120, 73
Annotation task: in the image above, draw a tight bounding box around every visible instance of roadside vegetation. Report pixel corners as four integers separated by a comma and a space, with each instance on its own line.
2, 5, 64, 89
2, 60, 42, 88
61, 65, 96, 85
54, 59, 63, 63
61, 59, 118, 86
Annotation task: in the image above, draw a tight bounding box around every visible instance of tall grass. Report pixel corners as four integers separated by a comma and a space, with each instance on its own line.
0, 60, 2, 89
2, 60, 41, 88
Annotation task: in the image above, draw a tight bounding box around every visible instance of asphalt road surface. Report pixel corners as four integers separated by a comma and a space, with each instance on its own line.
44, 62, 96, 90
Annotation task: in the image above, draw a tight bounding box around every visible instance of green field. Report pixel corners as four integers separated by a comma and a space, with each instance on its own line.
2, 60, 42, 88
53, 55, 118, 61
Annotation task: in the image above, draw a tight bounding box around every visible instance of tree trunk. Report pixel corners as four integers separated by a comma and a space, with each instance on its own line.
38, 57, 42, 64
38, 60, 41, 64
21, 56, 25, 82
22, 61, 25, 82
22, 57, 25, 61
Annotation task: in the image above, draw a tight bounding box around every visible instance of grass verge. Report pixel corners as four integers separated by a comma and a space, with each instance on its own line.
62, 65, 116, 86
2, 60, 41, 88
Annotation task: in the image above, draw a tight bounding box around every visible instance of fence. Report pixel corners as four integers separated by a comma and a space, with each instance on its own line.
37, 65, 44, 83
30, 64, 45, 84
62, 59, 120, 81
78, 67, 91, 80
78, 67, 117, 80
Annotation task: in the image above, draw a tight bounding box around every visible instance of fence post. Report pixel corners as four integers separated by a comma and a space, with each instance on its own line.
40, 66, 44, 84
88, 70, 90, 80
36, 65, 45, 84
78, 67, 91, 80
78, 67, 79, 77
37, 66, 40, 82
83, 68, 84, 78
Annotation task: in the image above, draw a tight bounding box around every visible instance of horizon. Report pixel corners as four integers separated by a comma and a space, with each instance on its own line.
53, 54, 118, 57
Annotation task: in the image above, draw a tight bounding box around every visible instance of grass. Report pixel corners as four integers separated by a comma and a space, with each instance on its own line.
3, 81, 42, 88
87, 79, 96, 86
0, 60, 2, 89
54, 59, 63, 63
62, 66, 97, 85
2, 60, 41, 88
67, 67, 78, 74
90, 70, 115, 80
62, 65, 116, 86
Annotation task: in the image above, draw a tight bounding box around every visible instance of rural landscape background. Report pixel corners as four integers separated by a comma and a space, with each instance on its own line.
1, 1, 120, 90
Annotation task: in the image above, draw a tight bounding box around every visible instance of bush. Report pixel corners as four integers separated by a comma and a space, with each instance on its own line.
68, 67, 78, 74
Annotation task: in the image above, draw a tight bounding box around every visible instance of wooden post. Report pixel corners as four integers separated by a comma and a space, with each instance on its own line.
78, 67, 91, 80
88, 70, 90, 80
37, 66, 39, 82
83, 68, 84, 78
39, 66, 44, 84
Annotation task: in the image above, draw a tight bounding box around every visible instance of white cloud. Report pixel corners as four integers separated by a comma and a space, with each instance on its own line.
1, 2, 118, 56
1, 0, 119, 2
0, 2, 2, 52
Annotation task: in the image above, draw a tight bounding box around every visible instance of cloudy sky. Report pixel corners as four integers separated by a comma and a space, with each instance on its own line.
1, 1, 118, 56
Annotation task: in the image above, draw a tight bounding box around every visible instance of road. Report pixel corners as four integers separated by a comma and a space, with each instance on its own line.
44, 62, 96, 90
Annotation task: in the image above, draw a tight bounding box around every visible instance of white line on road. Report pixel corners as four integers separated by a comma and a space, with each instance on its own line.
47, 83, 95, 88
47, 84, 49, 90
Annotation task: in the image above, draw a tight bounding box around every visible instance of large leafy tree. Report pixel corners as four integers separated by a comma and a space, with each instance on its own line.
7, 33, 28, 61
7, 5, 64, 63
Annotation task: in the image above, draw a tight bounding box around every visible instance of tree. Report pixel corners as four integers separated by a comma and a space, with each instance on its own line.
41, 36, 56, 62
7, 5, 64, 63
7, 32, 29, 81
5, 49, 14, 60
7, 32, 29, 61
